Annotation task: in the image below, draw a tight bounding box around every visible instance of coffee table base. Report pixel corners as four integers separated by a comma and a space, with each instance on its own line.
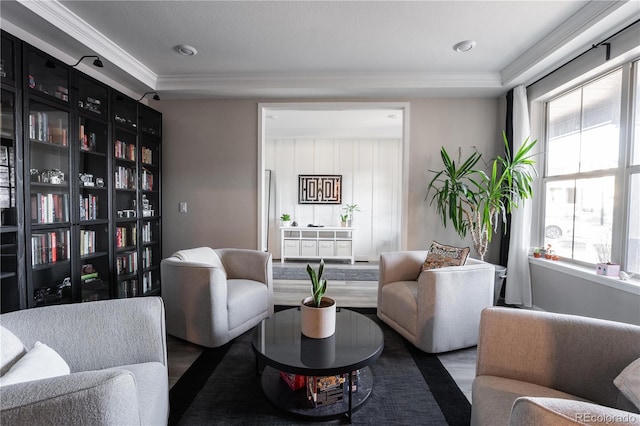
260, 365, 373, 421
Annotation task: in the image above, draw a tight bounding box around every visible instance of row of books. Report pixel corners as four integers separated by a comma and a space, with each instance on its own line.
141, 221, 154, 243
31, 230, 70, 266
142, 246, 153, 268
119, 271, 156, 298
115, 166, 136, 189
79, 124, 97, 152
79, 194, 98, 221
29, 112, 68, 146
31, 193, 70, 224
115, 139, 136, 161
142, 271, 155, 294
116, 251, 137, 276
79, 229, 96, 256
141, 168, 154, 191
142, 146, 153, 165
118, 278, 138, 298
116, 225, 137, 248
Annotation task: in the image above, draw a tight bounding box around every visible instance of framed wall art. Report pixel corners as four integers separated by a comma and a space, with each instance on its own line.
298, 175, 342, 204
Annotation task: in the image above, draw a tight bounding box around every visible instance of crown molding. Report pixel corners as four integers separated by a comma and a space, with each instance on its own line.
501, 0, 630, 87
156, 71, 503, 92
16, 0, 157, 88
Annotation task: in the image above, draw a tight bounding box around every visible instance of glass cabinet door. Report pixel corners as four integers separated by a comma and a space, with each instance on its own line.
77, 75, 110, 301
113, 92, 139, 298
1, 32, 18, 85
1, 89, 23, 312
139, 105, 161, 295
27, 95, 72, 306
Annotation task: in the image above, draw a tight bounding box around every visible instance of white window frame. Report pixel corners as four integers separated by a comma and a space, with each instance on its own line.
536, 59, 638, 271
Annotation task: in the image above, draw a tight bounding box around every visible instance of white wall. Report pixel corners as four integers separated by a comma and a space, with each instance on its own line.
266, 138, 402, 261
530, 261, 640, 325
155, 97, 502, 262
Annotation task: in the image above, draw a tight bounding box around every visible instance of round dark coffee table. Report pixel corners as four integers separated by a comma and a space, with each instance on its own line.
251, 308, 384, 421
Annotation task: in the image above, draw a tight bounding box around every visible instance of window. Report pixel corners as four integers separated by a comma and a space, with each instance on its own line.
542, 64, 639, 274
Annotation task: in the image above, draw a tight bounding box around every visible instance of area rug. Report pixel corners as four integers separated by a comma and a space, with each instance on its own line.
273, 263, 379, 281
169, 308, 471, 425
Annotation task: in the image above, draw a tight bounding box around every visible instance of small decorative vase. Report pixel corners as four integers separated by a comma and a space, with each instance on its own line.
281, 220, 291, 228
340, 221, 347, 227
300, 296, 336, 339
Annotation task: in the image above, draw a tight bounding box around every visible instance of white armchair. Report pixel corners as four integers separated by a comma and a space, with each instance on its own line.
160, 247, 274, 348
0, 297, 168, 425
377, 250, 495, 353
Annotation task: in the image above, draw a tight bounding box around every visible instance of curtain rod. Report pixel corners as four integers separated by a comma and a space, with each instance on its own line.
526, 18, 640, 89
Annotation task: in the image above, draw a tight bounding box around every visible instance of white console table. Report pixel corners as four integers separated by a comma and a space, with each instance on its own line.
280, 226, 355, 264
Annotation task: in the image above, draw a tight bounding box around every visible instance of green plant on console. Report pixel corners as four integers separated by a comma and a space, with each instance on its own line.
339, 214, 349, 222
280, 213, 291, 221
426, 132, 537, 261
306, 259, 327, 308
342, 204, 360, 221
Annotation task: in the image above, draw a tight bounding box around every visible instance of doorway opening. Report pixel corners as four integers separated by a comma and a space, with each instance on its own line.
258, 103, 410, 262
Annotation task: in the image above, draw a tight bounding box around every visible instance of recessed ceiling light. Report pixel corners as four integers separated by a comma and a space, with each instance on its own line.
453, 40, 476, 53
387, 114, 399, 120
175, 44, 198, 56
266, 115, 279, 120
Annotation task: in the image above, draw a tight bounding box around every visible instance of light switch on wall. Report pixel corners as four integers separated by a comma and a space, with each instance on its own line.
179, 202, 188, 213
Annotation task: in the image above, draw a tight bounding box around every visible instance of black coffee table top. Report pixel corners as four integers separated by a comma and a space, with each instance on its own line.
251, 308, 384, 376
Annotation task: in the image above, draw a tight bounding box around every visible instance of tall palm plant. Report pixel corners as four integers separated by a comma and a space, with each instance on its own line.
427, 132, 537, 260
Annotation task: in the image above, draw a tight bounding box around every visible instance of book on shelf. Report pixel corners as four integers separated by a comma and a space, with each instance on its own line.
79, 229, 96, 255
141, 168, 153, 191
79, 194, 98, 221
142, 146, 153, 164
29, 112, 67, 146
31, 229, 70, 266
115, 139, 136, 161
30, 193, 69, 224
116, 251, 138, 275
115, 166, 136, 189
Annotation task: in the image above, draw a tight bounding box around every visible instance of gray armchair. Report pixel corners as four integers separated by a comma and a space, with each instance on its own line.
160, 247, 274, 347
377, 250, 495, 353
472, 307, 640, 425
0, 297, 168, 425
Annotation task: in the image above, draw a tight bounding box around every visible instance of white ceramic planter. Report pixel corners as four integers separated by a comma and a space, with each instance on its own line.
300, 296, 336, 339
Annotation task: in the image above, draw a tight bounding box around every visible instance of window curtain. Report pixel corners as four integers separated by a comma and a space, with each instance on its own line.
505, 85, 533, 307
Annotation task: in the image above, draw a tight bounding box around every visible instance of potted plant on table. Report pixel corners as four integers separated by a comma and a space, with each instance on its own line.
280, 213, 291, 228
300, 259, 336, 339
342, 204, 360, 227
426, 132, 537, 261
339, 214, 349, 227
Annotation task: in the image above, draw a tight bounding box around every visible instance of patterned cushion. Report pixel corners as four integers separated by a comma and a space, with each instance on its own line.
422, 241, 470, 271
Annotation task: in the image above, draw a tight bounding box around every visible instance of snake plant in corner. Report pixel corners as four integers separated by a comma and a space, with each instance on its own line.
426, 132, 537, 261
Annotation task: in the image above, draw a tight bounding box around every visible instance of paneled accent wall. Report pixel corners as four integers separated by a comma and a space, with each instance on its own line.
265, 138, 402, 261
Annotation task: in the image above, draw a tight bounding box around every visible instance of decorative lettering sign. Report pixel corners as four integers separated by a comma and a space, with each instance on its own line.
298, 175, 342, 204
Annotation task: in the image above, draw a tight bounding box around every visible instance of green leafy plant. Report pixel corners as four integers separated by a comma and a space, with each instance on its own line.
280, 213, 291, 221
342, 204, 360, 220
426, 132, 537, 261
339, 214, 349, 222
306, 259, 327, 308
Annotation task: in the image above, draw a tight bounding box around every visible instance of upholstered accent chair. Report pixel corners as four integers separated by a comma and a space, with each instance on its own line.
472, 307, 640, 425
0, 297, 169, 425
160, 247, 274, 347
377, 250, 495, 353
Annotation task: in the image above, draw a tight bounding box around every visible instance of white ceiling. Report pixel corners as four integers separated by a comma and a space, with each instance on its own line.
1, 0, 639, 100
265, 107, 404, 139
